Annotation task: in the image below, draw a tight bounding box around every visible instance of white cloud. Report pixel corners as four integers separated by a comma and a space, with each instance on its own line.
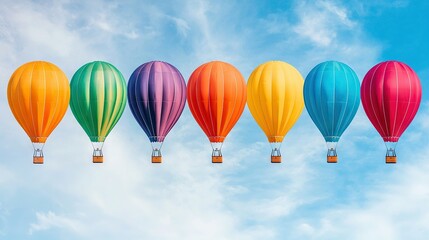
165, 15, 191, 37
259, 0, 382, 76
292, 1, 356, 47
18, 124, 280, 239
283, 103, 429, 240
28, 211, 83, 235
299, 161, 429, 239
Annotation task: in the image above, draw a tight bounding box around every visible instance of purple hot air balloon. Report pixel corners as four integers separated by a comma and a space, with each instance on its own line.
128, 61, 187, 163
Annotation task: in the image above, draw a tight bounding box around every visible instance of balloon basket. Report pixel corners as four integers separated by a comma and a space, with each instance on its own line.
386, 156, 397, 164
271, 156, 281, 163
152, 156, 162, 163
33, 156, 44, 164
327, 156, 338, 163
93, 156, 104, 163
212, 156, 223, 163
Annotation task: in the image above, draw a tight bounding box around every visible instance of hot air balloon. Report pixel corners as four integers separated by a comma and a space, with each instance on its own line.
361, 60, 422, 164
7, 61, 70, 164
247, 61, 304, 163
187, 61, 246, 163
69, 61, 127, 163
128, 61, 186, 163
304, 61, 360, 163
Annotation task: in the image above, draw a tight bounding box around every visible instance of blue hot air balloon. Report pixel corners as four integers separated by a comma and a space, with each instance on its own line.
303, 61, 360, 163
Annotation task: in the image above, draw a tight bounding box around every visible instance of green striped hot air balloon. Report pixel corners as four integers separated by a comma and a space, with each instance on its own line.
70, 61, 127, 163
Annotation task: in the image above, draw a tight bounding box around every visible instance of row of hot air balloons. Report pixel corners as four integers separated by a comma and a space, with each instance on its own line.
6, 60, 422, 165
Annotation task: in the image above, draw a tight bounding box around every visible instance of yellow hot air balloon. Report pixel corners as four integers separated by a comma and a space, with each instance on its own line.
247, 61, 304, 163
7, 61, 70, 164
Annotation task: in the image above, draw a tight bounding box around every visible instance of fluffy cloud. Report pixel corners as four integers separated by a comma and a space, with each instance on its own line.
259, 0, 382, 76
29, 212, 83, 235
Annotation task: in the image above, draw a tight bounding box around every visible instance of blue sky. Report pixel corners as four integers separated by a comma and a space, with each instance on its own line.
0, 0, 428, 239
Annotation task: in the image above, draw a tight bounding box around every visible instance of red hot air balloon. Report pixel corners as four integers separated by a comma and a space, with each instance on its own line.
361, 61, 422, 164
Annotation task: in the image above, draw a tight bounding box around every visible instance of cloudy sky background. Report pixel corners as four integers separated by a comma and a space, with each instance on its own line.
0, 0, 428, 239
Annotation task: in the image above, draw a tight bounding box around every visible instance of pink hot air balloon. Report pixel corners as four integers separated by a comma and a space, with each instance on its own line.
361, 61, 422, 164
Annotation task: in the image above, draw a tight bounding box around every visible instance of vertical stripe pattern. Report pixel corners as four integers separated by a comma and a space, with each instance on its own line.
247, 61, 304, 143
7, 61, 70, 143
361, 61, 422, 142
187, 61, 247, 143
70, 61, 127, 142
304, 61, 360, 142
128, 61, 186, 142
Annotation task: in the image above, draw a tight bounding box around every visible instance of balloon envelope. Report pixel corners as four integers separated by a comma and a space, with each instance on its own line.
7, 61, 70, 164
187, 61, 247, 163
70, 61, 127, 163
304, 61, 360, 163
361, 60, 422, 163
247, 61, 304, 163
128, 61, 186, 163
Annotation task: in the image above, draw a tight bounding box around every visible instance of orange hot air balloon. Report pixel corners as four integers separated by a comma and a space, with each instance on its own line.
7, 61, 70, 164
187, 61, 247, 163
